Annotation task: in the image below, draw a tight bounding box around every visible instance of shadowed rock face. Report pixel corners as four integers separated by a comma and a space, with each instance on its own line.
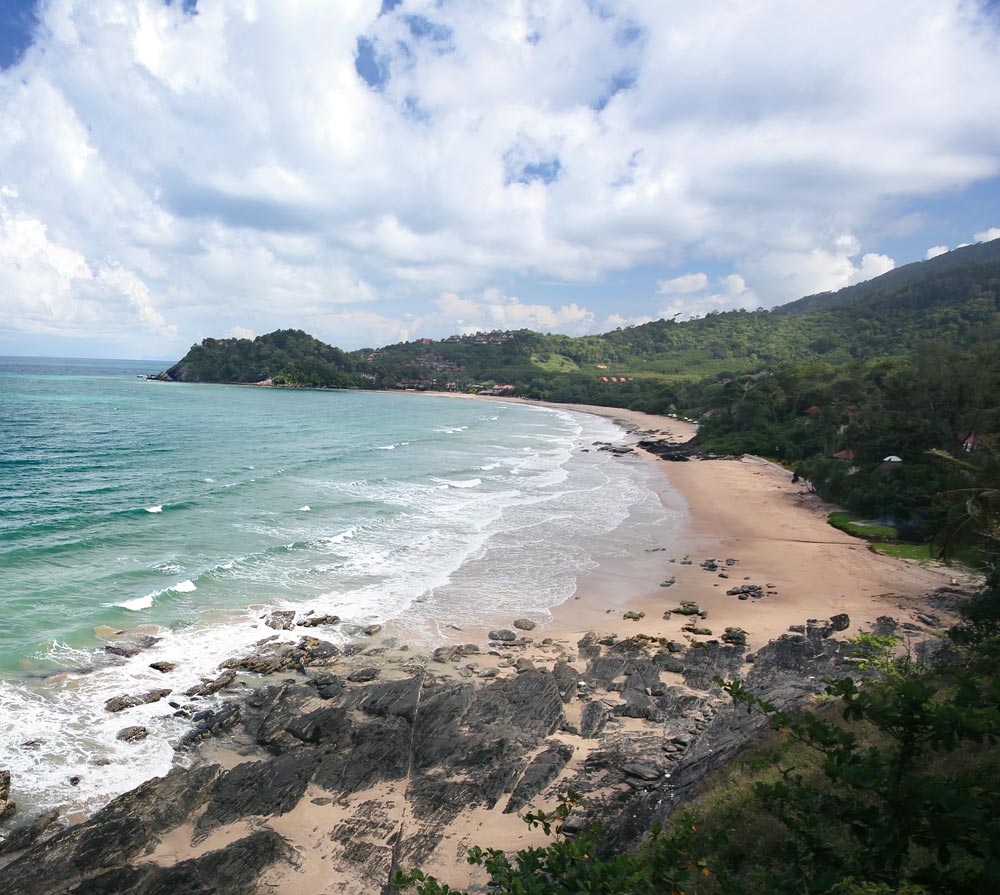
70, 830, 291, 895
0, 765, 223, 895
1, 613, 916, 895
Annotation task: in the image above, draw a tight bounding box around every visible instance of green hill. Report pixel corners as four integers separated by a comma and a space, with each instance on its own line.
156, 240, 1000, 430
774, 237, 1000, 316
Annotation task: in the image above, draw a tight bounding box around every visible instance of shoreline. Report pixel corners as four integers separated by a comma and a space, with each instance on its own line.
0, 396, 975, 893
412, 393, 965, 653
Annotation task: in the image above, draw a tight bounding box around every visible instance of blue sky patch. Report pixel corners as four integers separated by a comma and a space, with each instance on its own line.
403, 14, 452, 45
163, 0, 198, 14
593, 69, 637, 111
505, 155, 562, 186
0, 0, 37, 70
355, 36, 390, 90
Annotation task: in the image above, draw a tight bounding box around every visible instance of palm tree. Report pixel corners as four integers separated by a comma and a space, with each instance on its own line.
928, 442, 1000, 562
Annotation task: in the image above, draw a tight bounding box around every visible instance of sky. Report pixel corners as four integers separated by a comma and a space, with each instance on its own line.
1, 1, 999, 360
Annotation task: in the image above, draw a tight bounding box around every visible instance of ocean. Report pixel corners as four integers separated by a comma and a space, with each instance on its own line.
0, 356, 679, 820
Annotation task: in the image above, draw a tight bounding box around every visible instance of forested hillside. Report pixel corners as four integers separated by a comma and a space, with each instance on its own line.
775, 236, 1000, 316
156, 241, 1000, 534
156, 328, 370, 388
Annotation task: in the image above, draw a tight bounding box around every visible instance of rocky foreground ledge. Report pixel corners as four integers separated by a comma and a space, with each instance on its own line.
0, 606, 955, 895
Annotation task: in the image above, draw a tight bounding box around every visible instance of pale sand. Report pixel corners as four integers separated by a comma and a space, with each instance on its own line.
146, 397, 969, 892
418, 394, 963, 650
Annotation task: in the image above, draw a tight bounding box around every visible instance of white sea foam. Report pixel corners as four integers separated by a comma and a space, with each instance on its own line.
171, 579, 197, 593
376, 444, 395, 450
324, 526, 358, 544
116, 594, 154, 611
299, 505, 311, 511
203, 477, 215, 483
436, 477, 482, 489
145, 505, 163, 513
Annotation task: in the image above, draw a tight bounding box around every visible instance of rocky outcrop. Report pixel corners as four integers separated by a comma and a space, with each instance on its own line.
64, 829, 290, 895
0, 765, 222, 894
1, 612, 930, 895
636, 440, 726, 461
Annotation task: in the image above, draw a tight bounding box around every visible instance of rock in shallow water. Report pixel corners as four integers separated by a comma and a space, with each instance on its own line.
115, 726, 148, 743
104, 689, 171, 713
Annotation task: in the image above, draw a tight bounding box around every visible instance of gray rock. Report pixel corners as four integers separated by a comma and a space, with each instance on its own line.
297, 613, 341, 627
0, 809, 60, 856
115, 726, 148, 743
489, 629, 517, 642
504, 742, 574, 813
180, 702, 242, 748
104, 689, 171, 713
579, 701, 607, 739
551, 660, 579, 703
196, 751, 322, 840
347, 666, 381, 683
672, 601, 702, 616
104, 645, 140, 658
721, 627, 748, 647
432, 645, 461, 663
148, 661, 176, 673
78, 829, 293, 895
577, 632, 601, 660
0, 769, 13, 821
185, 669, 236, 697
265, 610, 295, 630
0, 765, 222, 892
830, 613, 850, 632
622, 762, 661, 782
363, 624, 382, 636
512, 618, 537, 631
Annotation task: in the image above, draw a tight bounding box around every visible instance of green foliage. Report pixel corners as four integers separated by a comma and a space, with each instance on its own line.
869, 543, 934, 562
828, 512, 900, 541
718, 672, 1000, 894
165, 329, 370, 388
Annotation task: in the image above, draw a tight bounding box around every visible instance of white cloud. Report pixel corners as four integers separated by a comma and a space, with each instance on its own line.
974, 227, 1000, 242
738, 238, 895, 305
658, 271, 760, 318
0, 0, 998, 354
656, 273, 709, 295
925, 245, 949, 259
226, 325, 255, 340
307, 289, 649, 349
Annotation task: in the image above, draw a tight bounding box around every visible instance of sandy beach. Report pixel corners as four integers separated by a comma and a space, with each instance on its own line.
411, 394, 963, 652
260, 398, 964, 892
1, 397, 972, 895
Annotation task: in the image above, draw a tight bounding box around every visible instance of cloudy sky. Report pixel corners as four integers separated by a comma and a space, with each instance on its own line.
1, 0, 999, 359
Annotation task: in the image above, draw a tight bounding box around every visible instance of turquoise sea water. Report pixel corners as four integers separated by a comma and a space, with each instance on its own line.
0, 356, 677, 819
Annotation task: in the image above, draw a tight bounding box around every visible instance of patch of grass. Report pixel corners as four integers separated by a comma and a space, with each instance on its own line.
531, 353, 579, 373
869, 542, 935, 562
828, 511, 899, 541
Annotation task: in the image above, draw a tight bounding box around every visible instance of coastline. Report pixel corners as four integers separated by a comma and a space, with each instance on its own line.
0, 396, 973, 894
408, 392, 963, 652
